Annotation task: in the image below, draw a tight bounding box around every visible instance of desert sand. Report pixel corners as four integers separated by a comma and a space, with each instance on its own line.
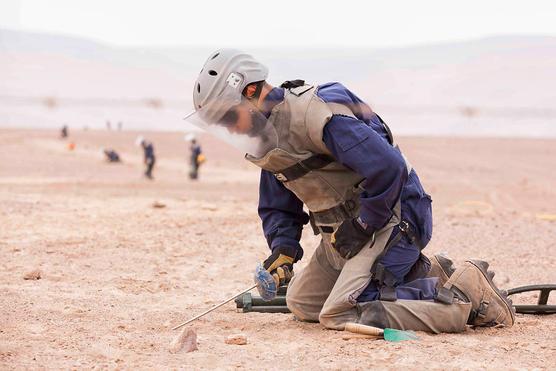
0, 128, 555, 369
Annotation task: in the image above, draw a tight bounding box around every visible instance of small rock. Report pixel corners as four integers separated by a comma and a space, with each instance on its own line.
152, 201, 166, 208
225, 334, 247, 345
23, 270, 42, 280
169, 328, 197, 353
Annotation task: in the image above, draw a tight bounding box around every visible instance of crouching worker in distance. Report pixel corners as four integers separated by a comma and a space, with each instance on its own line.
185, 49, 515, 333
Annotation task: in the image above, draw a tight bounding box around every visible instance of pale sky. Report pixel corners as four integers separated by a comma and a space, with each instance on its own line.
1, 0, 556, 48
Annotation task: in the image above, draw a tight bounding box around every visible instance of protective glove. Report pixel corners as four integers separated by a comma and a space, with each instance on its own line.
263, 247, 295, 287
254, 246, 296, 301
331, 217, 375, 259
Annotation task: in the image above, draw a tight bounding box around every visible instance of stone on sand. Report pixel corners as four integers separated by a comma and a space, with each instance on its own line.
169, 328, 198, 353
152, 201, 166, 208
225, 334, 247, 345
23, 269, 42, 280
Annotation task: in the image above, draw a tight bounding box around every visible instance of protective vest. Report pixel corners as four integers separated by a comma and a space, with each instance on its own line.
246, 85, 410, 232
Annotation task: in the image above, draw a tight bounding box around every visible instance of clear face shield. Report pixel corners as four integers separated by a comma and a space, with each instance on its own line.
184, 73, 277, 159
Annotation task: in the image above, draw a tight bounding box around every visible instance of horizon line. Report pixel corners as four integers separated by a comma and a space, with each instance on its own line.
2, 26, 556, 51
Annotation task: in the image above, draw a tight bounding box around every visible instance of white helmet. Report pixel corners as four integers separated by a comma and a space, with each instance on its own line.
185, 49, 276, 159
134, 135, 145, 146
184, 133, 196, 142
192, 49, 268, 121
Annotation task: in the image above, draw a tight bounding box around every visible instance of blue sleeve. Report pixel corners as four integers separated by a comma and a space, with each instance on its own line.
258, 169, 309, 261
322, 114, 407, 230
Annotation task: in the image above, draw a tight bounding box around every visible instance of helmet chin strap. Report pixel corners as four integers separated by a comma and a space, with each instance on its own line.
243, 81, 268, 138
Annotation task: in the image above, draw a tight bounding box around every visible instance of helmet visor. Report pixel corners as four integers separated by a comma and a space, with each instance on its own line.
185, 77, 277, 158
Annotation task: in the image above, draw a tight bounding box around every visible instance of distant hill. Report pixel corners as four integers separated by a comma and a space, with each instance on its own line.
1, 28, 555, 136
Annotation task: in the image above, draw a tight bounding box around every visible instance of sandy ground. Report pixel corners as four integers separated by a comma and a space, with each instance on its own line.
0, 128, 555, 370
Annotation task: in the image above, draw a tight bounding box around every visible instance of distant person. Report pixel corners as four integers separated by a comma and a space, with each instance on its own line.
117, 121, 123, 131
185, 134, 204, 180
60, 125, 68, 139
106, 120, 112, 130
189, 138, 203, 180
102, 148, 121, 163
135, 136, 156, 179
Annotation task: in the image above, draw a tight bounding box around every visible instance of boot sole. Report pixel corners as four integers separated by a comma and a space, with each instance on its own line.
467, 260, 516, 326
432, 254, 455, 285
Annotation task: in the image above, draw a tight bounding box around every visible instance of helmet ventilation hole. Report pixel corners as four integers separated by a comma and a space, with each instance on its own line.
208, 70, 218, 76
211, 53, 220, 60
197, 83, 201, 93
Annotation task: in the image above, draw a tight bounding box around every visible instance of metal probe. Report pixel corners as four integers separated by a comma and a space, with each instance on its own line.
172, 284, 258, 330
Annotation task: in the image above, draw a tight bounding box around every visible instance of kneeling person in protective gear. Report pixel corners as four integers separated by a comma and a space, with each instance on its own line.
185, 49, 515, 334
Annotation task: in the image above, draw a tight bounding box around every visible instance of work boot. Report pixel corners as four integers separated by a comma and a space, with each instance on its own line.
429, 254, 496, 288
443, 260, 515, 328
428, 254, 457, 288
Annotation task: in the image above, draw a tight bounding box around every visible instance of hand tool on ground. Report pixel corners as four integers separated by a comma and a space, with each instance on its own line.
341, 333, 378, 340
344, 322, 419, 342
172, 284, 257, 330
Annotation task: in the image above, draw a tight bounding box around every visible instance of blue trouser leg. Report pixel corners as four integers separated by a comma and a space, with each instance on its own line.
357, 236, 438, 302
145, 158, 155, 178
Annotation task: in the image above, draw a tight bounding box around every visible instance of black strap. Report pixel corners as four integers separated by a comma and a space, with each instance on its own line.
273, 154, 333, 183
436, 287, 455, 304
374, 263, 398, 301
311, 199, 358, 224
280, 79, 306, 89
368, 219, 422, 302
371, 229, 403, 268
251, 81, 264, 101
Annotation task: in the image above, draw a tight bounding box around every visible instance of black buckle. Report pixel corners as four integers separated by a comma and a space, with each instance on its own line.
435, 287, 455, 304
398, 220, 421, 248
399, 220, 410, 233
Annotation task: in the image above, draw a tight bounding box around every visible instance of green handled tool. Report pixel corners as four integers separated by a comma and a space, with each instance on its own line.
345, 322, 419, 342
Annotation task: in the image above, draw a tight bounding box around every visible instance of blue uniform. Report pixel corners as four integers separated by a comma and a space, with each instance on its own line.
258, 83, 436, 301
142, 142, 155, 179
189, 142, 202, 180
191, 143, 202, 164
143, 142, 155, 161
